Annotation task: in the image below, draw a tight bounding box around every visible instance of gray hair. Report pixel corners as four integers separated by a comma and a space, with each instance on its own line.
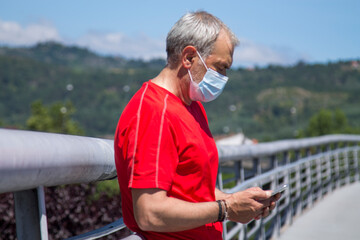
166, 11, 239, 67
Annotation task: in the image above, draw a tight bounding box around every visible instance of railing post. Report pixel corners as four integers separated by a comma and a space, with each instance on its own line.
235, 161, 242, 184
14, 186, 49, 240
337, 142, 346, 186
284, 151, 290, 165
271, 153, 285, 240
325, 144, 332, 194
240, 160, 245, 183
333, 143, 341, 189
260, 218, 265, 240
217, 165, 224, 192
354, 145, 359, 182
315, 146, 323, 200
253, 157, 261, 176
294, 150, 300, 162
283, 151, 293, 226
270, 154, 281, 238
305, 148, 313, 208
294, 150, 302, 216
344, 142, 351, 185
270, 154, 278, 169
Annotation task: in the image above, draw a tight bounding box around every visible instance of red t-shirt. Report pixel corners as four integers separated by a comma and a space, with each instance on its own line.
114, 81, 222, 239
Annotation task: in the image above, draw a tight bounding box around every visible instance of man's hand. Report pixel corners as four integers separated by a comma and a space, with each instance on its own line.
225, 187, 278, 223
254, 191, 281, 220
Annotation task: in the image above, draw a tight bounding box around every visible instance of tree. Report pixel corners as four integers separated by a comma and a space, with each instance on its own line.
333, 109, 348, 131
26, 100, 84, 135
301, 109, 358, 137
306, 109, 333, 136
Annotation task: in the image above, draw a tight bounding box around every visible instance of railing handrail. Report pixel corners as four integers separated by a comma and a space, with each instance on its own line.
0, 128, 116, 194
1, 128, 359, 194
217, 134, 360, 161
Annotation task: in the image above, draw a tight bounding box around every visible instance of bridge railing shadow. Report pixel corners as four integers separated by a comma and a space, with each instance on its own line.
0, 128, 359, 240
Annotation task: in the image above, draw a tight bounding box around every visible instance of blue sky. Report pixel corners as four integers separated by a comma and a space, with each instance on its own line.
0, 0, 359, 67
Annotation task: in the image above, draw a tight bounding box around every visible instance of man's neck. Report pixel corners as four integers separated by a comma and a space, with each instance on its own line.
151, 66, 191, 105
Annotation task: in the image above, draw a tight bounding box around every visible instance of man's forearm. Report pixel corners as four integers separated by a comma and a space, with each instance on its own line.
132, 187, 275, 232
132, 188, 220, 232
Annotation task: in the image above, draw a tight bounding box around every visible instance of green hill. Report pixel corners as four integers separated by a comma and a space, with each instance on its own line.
0, 42, 359, 140
206, 62, 360, 140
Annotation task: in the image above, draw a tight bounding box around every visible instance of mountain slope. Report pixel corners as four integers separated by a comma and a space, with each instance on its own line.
0, 42, 359, 140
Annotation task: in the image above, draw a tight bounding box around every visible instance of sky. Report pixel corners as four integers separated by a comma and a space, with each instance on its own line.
0, 0, 359, 67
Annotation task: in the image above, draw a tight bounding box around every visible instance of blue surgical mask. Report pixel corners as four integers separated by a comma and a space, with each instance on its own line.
188, 51, 229, 102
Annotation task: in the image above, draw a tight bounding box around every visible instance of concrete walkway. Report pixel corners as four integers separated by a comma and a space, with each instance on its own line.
278, 182, 360, 240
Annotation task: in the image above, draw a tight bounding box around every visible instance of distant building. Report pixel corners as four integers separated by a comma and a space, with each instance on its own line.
216, 133, 257, 146
351, 61, 359, 69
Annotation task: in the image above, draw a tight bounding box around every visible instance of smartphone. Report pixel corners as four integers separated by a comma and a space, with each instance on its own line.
271, 184, 287, 197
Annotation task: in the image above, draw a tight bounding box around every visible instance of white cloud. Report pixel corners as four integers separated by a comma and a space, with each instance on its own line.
0, 19, 307, 66
75, 31, 166, 60
233, 38, 309, 67
0, 19, 61, 46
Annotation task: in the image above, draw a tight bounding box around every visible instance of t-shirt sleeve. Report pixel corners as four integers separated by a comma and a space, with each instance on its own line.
126, 104, 178, 191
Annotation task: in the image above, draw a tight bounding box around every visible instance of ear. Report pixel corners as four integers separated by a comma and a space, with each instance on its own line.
181, 46, 197, 69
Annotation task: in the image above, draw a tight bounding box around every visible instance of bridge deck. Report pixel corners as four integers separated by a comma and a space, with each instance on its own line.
278, 182, 360, 240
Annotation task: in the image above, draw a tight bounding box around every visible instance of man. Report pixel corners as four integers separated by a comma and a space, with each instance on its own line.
114, 11, 279, 239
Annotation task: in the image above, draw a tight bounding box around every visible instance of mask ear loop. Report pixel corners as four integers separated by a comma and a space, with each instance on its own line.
196, 50, 208, 69
187, 69, 195, 83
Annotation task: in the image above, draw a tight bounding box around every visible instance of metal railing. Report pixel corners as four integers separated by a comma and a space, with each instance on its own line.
217, 135, 360, 239
0, 128, 119, 240
1, 128, 359, 240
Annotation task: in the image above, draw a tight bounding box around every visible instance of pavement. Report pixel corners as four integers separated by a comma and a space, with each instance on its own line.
278, 181, 360, 240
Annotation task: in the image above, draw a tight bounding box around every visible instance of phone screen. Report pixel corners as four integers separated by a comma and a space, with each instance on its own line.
271, 184, 287, 197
